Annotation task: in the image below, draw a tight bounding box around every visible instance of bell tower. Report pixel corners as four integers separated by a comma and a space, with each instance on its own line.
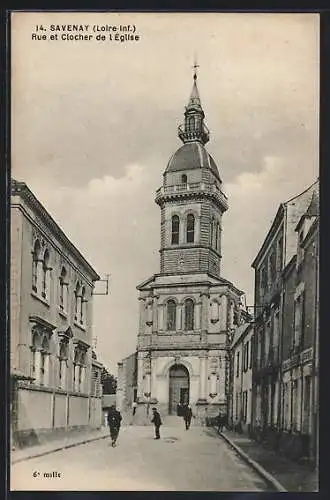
132, 66, 246, 424
155, 68, 228, 277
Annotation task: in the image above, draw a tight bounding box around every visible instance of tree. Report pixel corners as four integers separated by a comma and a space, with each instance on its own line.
101, 367, 117, 394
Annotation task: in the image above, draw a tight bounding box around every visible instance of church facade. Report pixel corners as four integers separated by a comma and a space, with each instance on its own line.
120, 72, 247, 422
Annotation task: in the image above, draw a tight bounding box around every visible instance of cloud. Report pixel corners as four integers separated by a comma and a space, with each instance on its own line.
28, 163, 160, 371
222, 154, 318, 305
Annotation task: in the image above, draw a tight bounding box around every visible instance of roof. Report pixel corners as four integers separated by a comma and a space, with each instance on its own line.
166, 142, 221, 180
11, 179, 100, 282
187, 79, 202, 111
252, 180, 319, 269
231, 322, 252, 348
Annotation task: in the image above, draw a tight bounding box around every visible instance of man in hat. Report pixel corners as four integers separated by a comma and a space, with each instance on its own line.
183, 404, 193, 430
151, 407, 162, 439
107, 405, 122, 447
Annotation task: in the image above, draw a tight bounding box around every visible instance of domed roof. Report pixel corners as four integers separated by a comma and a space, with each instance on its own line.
166, 142, 221, 181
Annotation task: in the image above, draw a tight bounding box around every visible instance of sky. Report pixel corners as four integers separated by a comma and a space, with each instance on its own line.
11, 12, 319, 374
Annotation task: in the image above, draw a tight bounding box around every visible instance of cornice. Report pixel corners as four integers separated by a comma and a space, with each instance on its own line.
11, 181, 100, 282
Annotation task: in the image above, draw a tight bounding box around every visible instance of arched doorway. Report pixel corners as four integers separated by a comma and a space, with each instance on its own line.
168, 364, 190, 414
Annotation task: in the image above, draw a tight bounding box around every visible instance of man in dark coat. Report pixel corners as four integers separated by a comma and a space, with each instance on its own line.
183, 405, 193, 430
107, 405, 122, 447
151, 407, 162, 439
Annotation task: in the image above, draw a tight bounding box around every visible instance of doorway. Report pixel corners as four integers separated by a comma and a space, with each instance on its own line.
169, 364, 189, 414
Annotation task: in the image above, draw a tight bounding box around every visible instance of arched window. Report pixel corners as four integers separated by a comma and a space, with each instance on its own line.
40, 336, 49, 386
167, 299, 176, 331
187, 116, 195, 132
74, 282, 81, 322
42, 249, 50, 299
58, 340, 68, 390
184, 299, 194, 331
171, 215, 180, 245
59, 267, 68, 312
32, 240, 41, 292
80, 286, 86, 325
181, 174, 187, 185
31, 332, 39, 381
186, 214, 195, 243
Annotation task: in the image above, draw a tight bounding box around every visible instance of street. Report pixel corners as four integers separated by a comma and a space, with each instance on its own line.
11, 416, 269, 491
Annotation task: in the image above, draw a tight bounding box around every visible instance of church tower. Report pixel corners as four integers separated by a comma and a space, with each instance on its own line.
134, 69, 246, 422
156, 68, 228, 277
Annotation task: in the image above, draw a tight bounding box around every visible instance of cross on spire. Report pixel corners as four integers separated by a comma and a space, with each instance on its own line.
192, 59, 199, 80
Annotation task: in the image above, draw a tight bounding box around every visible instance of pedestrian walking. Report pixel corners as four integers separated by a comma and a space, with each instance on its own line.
183, 404, 193, 430
132, 401, 137, 416
151, 407, 162, 439
107, 405, 122, 447
217, 411, 227, 434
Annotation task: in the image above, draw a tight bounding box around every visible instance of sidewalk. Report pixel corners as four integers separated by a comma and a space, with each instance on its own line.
11, 427, 109, 464
216, 429, 318, 492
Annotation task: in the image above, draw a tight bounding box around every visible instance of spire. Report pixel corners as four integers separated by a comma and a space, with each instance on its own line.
178, 60, 210, 145
188, 61, 202, 109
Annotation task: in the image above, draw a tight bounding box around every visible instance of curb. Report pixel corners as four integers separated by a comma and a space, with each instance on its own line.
219, 431, 287, 492
12, 434, 109, 465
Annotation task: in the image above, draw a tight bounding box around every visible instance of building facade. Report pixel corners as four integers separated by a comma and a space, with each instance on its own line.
251, 180, 319, 461
116, 352, 137, 421
280, 188, 319, 460
229, 323, 253, 434
11, 180, 103, 447
132, 72, 246, 423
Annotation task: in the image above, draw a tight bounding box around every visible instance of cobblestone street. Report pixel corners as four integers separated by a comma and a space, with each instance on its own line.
11, 417, 269, 491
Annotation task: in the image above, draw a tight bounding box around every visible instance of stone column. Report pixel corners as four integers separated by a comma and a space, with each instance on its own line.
74, 364, 80, 392
219, 294, 227, 330
34, 349, 42, 384
152, 297, 158, 333
151, 358, 157, 400
138, 298, 145, 333
200, 293, 209, 331
81, 366, 85, 393
137, 353, 144, 399
61, 361, 67, 390
157, 303, 164, 331
43, 354, 49, 386
176, 303, 182, 331
199, 355, 208, 401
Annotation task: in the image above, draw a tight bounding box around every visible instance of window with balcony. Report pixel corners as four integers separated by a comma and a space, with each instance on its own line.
181, 174, 187, 185
184, 298, 194, 331
166, 299, 176, 331
171, 215, 180, 245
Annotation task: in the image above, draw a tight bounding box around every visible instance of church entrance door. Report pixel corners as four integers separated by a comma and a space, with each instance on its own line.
168, 364, 189, 415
